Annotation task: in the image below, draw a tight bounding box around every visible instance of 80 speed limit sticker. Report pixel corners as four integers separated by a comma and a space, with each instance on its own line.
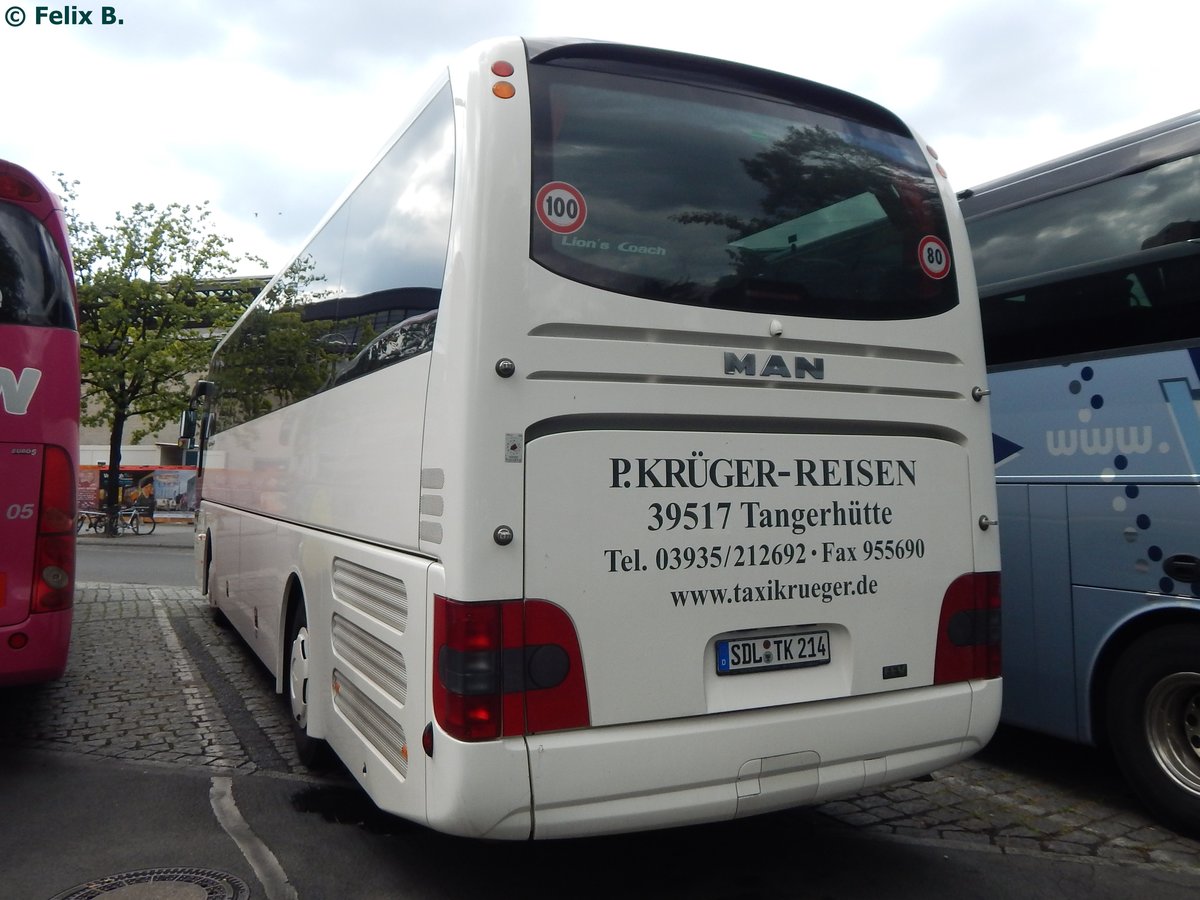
536, 182, 587, 234
917, 235, 951, 280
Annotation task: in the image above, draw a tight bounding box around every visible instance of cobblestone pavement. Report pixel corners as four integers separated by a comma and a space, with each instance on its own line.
818, 753, 1200, 871
3, 583, 1198, 876
2, 583, 304, 776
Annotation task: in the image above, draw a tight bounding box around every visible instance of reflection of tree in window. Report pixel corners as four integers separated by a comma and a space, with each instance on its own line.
675, 126, 938, 315
333, 309, 437, 386
0, 208, 72, 326
210, 85, 453, 432
0, 232, 22, 322
1142, 220, 1200, 249
213, 255, 340, 429
211, 259, 443, 430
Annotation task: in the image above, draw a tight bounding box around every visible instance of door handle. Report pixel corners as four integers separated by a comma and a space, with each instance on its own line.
1162, 554, 1200, 582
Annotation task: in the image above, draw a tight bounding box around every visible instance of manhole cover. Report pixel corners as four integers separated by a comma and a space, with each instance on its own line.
49, 867, 250, 900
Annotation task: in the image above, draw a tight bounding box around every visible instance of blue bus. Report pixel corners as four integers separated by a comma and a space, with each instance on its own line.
960, 111, 1200, 833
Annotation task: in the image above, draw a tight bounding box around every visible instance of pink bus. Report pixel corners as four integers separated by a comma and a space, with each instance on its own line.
0, 159, 78, 685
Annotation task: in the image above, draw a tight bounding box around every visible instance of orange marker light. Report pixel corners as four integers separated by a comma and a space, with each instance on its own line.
492, 81, 516, 99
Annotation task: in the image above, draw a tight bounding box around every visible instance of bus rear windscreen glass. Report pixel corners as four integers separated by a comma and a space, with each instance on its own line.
0, 205, 75, 328
529, 63, 958, 320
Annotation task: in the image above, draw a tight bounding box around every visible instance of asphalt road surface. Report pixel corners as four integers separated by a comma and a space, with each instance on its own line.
75, 521, 195, 586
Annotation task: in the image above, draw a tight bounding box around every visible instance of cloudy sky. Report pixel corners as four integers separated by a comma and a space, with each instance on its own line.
2, 0, 1194, 272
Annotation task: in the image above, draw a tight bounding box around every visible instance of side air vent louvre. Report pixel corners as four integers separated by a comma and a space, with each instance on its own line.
332, 558, 408, 633
332, 613, 408, 706
333, 668, 409, 778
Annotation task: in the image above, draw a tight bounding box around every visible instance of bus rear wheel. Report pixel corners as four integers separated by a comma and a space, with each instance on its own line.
287, 603, 331, 769
1106, 625, 1200, 834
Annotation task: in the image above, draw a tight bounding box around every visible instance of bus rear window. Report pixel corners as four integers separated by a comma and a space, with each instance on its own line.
0, 204, 75, 329
529, 58, 958, 320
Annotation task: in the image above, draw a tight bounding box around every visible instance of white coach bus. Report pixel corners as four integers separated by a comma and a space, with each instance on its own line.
188, 37, 1001, 839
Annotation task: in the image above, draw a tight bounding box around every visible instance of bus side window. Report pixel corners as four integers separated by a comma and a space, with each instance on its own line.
208, 83, 455, 429
983, 254, 1200, 367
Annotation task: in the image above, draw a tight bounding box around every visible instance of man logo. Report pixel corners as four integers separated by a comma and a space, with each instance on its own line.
723, 352, 825, 380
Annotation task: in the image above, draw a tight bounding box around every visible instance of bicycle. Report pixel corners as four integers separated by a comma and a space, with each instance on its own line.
115, 507, 141, 534
76, 510, 106, 533
75, 507, 144, 534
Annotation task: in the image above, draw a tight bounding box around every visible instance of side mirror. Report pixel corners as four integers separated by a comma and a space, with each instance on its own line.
179, 408, 197, 442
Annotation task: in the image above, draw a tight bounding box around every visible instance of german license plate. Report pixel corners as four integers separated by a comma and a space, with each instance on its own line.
716, 630, 830, 675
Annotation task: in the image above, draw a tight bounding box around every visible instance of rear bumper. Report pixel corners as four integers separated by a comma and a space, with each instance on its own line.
526, 678, 1001, 839
0, 609, 72, 685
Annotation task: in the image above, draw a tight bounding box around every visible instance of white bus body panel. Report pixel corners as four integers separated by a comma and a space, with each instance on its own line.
321, 538, 434, 830
203, 499, 445, 830
527, 678, 1000, 839
527, 431, 974, 726
202, 354, 430, 554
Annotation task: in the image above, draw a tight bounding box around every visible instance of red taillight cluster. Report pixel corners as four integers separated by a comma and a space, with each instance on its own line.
432, 595, 589, 743
31, 445, 75, 613
0, 169, 43, 204
934, 572, 1001, 684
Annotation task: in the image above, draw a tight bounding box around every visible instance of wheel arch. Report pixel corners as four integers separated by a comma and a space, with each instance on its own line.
278, 572, 307, 694
1089, 605, 1200, 749
200, 528, 213, 596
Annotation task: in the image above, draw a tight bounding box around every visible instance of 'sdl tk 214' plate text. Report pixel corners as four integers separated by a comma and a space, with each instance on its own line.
716, 630, 830, 675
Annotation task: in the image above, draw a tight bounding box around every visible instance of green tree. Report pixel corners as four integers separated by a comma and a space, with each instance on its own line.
61, 178, 265, 530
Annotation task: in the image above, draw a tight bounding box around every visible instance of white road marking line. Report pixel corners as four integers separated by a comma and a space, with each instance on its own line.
210, 776, 298, 900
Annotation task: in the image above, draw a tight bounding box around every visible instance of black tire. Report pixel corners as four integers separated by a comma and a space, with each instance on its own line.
286, 603, 331, 769
1106, 625, 1200, 834
76, 514, 85, 534
202, 535, 229, 627
140, 514, 156, 535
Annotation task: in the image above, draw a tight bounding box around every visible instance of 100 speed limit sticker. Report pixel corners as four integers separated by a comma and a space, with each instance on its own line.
535, 182, 587, 234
